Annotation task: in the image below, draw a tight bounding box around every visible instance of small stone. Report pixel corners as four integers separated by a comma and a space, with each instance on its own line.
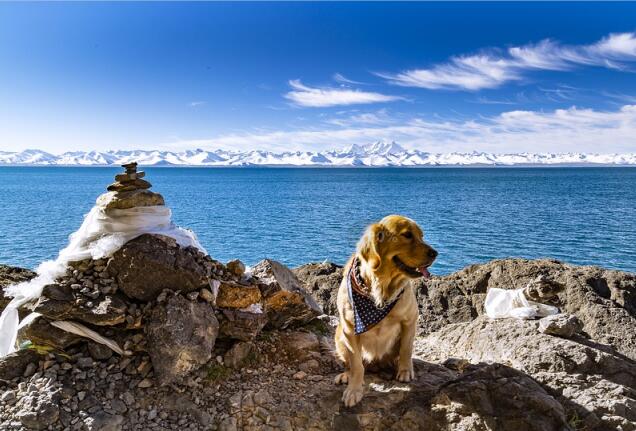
138, 378, 153, 388
1, 390, 16, 403
223, 342, 254, 369
88, 343, 113, 361
110, 399, 127, 414
293, 371, 307, 380
78, 391, 86, 401
77, 357, 94, 369
122, 391, 135, 406
23, 362, 37, 377
226, 259, 246, 277
199, 288, 215, 303
538, 313, 583, 337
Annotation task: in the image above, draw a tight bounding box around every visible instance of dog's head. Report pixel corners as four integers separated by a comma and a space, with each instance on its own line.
356, 215, 437, 306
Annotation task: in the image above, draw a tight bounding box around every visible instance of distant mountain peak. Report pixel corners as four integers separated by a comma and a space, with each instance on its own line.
1, 143, 635, 166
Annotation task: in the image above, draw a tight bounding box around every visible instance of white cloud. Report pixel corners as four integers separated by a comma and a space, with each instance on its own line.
381, 32, 636, 90
189, 101, 206, 107
332, 73, 367, 85
284, 79, 403, 107
165, 104, 636, 154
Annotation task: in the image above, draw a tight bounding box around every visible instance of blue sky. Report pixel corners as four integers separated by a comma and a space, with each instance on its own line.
1, 2, 636, 154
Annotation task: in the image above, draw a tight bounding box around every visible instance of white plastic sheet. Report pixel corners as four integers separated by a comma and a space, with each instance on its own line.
50, 320, 124, 355
484, 287, 559, 320
0, 204, 205, 357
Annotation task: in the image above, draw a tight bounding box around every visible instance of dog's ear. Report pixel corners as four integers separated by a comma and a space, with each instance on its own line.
358, 223, 386, 270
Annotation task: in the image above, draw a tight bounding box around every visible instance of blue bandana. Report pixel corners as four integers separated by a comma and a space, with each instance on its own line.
347, 259, 403, 335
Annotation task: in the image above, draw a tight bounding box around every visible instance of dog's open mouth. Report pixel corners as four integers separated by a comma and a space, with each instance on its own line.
393, 256, 432, 279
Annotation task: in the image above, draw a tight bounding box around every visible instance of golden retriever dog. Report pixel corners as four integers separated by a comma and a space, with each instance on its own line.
334, 215, 437, 407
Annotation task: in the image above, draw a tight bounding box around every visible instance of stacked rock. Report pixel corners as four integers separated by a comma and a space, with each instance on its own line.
97, 162, 164, 210
106, 162, 152, 192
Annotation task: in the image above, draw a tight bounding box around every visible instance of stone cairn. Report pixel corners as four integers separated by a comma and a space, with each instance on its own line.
0, 164, 323, 430
107, 162, 151, 192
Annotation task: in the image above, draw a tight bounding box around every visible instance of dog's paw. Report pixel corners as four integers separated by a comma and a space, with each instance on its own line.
334, 372, 349, 385
396, 367, 415, 382
342, 386, 364, 407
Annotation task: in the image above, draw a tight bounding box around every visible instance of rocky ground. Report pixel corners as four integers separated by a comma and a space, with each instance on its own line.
1, 253, 635, 430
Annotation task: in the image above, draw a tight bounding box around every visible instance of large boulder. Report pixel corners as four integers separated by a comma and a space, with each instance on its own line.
293, 262, 343, 316
145, 295, 219, 385
416, 316, 636, 430
251, 259, 322, 329
414, 258, 636, 361
107, 234, 213, 301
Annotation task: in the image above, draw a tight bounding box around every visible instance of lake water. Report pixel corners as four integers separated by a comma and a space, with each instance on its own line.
0, 167, 635, 275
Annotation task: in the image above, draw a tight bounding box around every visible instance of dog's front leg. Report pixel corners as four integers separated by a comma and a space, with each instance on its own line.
396, 320, 416, 382
342, 333, 365, 407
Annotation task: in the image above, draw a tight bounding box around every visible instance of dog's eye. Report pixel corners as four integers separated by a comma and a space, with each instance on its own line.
401, 232, 413, 239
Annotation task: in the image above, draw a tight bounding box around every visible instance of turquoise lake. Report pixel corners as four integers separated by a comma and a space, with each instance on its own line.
0, 167, 634, 275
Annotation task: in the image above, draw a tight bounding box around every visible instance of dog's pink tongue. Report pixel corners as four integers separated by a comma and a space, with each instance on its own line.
418, 266, 431, 278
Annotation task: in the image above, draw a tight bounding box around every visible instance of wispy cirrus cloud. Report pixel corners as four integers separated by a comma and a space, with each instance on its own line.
166, 104, 636, 154
379, 32, 636, 91
332, 73, 367, 85
284, 79, 404, 107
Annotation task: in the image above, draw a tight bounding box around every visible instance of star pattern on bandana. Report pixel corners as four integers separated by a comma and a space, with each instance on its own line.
347, 260, 403, 335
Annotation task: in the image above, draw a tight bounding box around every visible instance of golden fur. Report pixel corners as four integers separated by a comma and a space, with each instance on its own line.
334, 215, 437, 407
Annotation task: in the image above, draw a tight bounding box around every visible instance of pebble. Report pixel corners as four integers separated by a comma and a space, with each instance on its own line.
23, 363, 37, 377
138, 378, 153, 388
77, 357, 94, 369
199, 288, 215, 303
292, 371, 307, 380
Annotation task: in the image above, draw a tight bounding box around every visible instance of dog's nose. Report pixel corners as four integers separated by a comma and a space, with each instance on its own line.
428, 248, 438, 259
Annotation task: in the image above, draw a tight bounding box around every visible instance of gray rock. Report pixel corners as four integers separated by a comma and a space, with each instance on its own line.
88, 342, 114, 361
417, 316, 636, 430
18, 315, 83, 350
0, 349, 41, 380
293, 262, 343, 316
0, 264, 36, 313
107, 234, 214, 301
22, 362, 37, 377
14, 381, 61, 430
83, 411, 124, 431
218, 309, 268, 341
33, 283, 126, 326
251, 259, 322, 329
226, 259, 246, 277
223, 341, 254, 369
413, 258, 636, 361
145, 295, 219, 385
538, 313, 583, 337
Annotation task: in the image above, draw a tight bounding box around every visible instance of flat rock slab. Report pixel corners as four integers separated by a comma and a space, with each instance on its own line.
96, 190, 164, 210
33, 284, 126, 326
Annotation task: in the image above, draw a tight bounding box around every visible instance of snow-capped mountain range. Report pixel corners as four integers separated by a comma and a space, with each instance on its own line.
1, 141, 636, 166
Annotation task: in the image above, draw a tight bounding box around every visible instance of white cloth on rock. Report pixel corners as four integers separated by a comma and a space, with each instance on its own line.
484, 287, 559, 320
0, 205, 205, 357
